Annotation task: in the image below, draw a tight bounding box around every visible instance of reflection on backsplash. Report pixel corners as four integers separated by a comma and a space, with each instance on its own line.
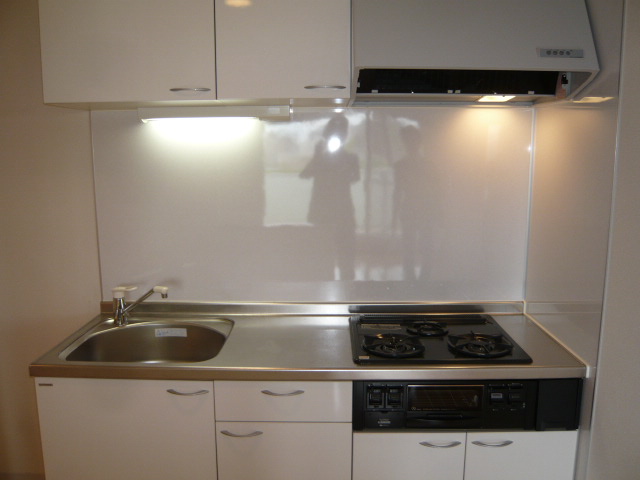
92, 107, 532, 302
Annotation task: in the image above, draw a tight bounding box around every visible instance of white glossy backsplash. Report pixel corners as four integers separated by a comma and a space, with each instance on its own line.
92, 107, 533, 302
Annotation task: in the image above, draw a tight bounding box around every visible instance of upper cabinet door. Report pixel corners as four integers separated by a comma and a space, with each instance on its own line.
215, 0, 351, 103
38, 0, 216, 105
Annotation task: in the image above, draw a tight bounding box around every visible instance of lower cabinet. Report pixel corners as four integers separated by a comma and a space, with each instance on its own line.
216, 421, 352, 480
353, 430, 578, 480
35, 377, 578, 480
215, 380, 353, 480
465, 431, 578, 480
35, 377, 216, 480
353, 432, 466, 480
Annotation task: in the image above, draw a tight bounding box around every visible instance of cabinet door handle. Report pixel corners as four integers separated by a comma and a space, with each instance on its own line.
166, 389, 209, 396
260, 389, 305, 396
304, 85, 347, 90
221, 430, 263, 438
419, 441, 462, 449
169, 87, 212, 92
471, 440, 514, 448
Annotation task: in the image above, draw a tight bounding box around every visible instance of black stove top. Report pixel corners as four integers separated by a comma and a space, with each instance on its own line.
350, 314, 532, 365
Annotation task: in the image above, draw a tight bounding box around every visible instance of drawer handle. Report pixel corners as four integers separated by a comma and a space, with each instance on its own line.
471, 440, 514, 448
169, 87, 212, 92
260, 389, 305, 397
419, 441, 462, 449
166, 389, 209, 396
304, 85, 347, 90
221, 430, 263, 438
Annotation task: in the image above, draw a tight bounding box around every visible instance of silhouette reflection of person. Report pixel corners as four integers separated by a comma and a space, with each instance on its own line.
300, 116, 360, 280
394, 125, 428, 281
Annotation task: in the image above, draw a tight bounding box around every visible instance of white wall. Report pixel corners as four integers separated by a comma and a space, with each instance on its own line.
524, 0, 624, 477
587, 0, 640, 477
92, 107, 533, 303
0, 1, 101, 477
526, 98, 619, 480
526, 0, 622, 362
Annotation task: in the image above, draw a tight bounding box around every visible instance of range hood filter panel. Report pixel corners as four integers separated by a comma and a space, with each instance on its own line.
357, 69, 561, 96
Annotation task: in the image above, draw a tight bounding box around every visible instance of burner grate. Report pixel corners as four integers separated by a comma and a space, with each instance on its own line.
362, 334, 425, 359
349, 313, 533, 364
406, 320, 448, 337
447, 332, 513, 358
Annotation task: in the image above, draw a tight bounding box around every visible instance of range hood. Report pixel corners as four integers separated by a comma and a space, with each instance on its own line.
351, 0, 600, 105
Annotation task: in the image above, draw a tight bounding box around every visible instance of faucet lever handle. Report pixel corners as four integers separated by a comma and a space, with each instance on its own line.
153, 286, 169, 297
112, 285, 138, 299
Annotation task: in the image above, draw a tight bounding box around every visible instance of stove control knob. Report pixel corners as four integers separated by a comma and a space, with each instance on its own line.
367, 388, 385, 408
386, 387, 403, 408
509, 392, 525, 402
490, 392, 506, 403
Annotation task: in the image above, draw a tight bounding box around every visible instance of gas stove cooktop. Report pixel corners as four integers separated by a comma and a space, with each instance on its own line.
349, 314, 533, 365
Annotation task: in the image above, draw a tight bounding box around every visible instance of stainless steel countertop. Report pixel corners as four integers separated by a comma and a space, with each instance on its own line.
29, 303, 586, 381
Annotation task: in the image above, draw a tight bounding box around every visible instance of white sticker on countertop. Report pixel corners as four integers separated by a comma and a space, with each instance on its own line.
155, 328, 187, 338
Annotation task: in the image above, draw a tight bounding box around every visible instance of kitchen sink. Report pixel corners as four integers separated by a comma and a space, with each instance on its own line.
61, 319, 231, 363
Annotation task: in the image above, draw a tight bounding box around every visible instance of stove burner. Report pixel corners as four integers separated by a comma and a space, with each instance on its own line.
447, 332, 514, 358
363, 334, 425, 359
406, 320, 448, 337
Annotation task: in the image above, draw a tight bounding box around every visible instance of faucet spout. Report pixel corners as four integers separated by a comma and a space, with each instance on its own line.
112, 285, 169, 327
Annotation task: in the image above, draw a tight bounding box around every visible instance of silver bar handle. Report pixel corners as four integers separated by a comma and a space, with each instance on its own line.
303, 85, 347, 90
166, 389, 209, 396
471, 440, 514, 448
260, 389, 305, 396
419, 441, 462, 449
169, 87, 212, 92
221, 430, 263, 438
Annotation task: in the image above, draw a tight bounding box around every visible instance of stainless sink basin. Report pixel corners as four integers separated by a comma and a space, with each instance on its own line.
62, 319, 231, 363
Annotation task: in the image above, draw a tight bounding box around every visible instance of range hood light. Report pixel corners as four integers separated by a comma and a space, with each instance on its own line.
477, 95, 516, 103
138, 105, 290, 122
572, 96, 615, 104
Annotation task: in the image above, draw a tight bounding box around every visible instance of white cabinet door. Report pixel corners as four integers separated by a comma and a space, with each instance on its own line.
215, 380, 352, 421
217, 421, 351, 480
465, 431, 578, 480
35, 377, 216, 480
38, 0, 216, 104
215, 0, 351, 102
353, 431, 467, 480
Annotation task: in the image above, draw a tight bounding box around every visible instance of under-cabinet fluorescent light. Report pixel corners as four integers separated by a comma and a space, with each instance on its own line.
477, 95, 516, 103
137, 105, 291, 122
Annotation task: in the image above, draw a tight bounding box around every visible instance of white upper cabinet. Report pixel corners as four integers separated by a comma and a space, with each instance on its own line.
215, 0, 351, 103
38, 0, 351, 107
38, 0, 217, 106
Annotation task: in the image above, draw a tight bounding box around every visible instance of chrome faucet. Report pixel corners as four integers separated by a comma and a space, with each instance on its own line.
112, 285, 169, 327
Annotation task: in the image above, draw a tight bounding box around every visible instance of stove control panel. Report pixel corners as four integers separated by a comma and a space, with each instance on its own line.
487, 382, 527, 412
366, 385, 403, 409
353, 379, 582, 431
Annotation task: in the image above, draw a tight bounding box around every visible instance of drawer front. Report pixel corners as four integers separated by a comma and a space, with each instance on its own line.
217, 421, 352, 480
215, 381, 352, 422
353, 431, 466, 480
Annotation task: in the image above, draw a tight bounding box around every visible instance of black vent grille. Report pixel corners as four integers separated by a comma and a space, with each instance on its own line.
357, 69, 560, 95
